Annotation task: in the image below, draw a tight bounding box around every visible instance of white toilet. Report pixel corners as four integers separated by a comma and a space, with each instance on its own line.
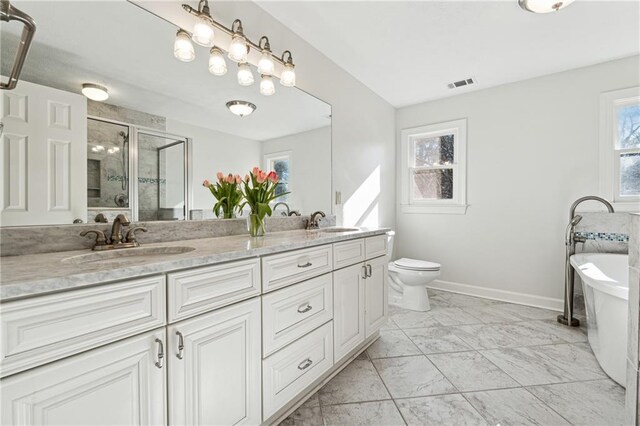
387, 231, 441, 312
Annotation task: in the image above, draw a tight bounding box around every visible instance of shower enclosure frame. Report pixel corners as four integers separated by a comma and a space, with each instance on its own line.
86, 115, 192, 222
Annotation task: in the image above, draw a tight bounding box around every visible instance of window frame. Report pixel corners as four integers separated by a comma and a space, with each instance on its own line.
264, 150, 292, 202
599, 87, 640, 210
400, 118, 468, 214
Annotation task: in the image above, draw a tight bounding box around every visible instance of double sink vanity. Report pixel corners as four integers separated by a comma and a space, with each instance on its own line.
0, 226, 389, 425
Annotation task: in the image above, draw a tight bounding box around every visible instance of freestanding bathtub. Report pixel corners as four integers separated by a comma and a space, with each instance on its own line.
570, 253, 628, 387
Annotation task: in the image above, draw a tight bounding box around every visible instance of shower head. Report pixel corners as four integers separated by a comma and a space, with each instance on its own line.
570, 215, 583, 226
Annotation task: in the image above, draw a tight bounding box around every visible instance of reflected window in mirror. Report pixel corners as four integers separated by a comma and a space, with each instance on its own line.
265, 151, 292, 202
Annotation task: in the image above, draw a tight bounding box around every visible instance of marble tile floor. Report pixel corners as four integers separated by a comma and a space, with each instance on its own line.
278, 289, 626, 426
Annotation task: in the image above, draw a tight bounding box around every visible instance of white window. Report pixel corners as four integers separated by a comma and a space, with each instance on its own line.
599, 87, 640, 210
264, 151, 292, 202
400, 118, 468, 214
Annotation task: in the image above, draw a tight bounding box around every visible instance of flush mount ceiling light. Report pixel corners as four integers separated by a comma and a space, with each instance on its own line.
177, 1, 297, 96
519, 0, 575, 13
226, 100, 256, 117
81, 83, 109, 101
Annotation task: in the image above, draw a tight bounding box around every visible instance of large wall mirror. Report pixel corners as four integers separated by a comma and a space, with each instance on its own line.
0, 1, 331, 226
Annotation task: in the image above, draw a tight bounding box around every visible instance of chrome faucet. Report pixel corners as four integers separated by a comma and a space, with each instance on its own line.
306, 211, 326, 230
110, 214, 131, 245
273, 202, 291, 216
559, 196, 615, 327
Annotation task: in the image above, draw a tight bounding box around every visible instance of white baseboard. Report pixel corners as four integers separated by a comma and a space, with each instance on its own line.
428, 279, 564, 312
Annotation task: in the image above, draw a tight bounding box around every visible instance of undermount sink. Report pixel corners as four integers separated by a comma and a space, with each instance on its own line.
62, 246, 196, 265
313, 227, 360, 233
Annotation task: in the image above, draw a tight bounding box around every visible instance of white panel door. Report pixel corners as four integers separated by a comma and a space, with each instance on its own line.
1, 79, 87, 225
0, 329, 167, 426
168, 297, 261, 426
333, 263, 366, 362
365, 256, 389, 338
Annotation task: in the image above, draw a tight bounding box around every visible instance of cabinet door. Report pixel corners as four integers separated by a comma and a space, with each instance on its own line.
333, 263, 366, 362
168, 298, 261, 426
365, 256, 389, 338
1, 329, 166, 426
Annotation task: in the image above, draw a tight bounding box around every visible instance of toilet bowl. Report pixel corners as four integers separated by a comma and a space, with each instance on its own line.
386, 233, 441, 311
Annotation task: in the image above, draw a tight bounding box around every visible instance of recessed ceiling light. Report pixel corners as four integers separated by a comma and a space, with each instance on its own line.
226, 100, 256, 117
81, 83, 109, 101
518, 0, 575, 13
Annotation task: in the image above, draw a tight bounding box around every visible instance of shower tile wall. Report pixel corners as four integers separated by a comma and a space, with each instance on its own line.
87, 101, 167, 222
627, 213, 640, 425
572, 212, 630, 318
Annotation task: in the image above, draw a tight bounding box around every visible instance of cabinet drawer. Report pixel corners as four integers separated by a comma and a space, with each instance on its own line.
333, 239, 366, 269
0, 275, 166, 378
263, 322, 333, 419
365, 235, 388, 259
262, 274, 333, 357
262, 245, 333, 293
167, 258, 261, 323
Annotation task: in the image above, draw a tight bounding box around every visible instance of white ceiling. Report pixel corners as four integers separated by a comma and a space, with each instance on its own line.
1, 1, 330, 141
257, 0, 640, 108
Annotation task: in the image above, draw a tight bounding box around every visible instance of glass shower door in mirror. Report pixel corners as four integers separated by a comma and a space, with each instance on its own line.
136, 131, 187, 221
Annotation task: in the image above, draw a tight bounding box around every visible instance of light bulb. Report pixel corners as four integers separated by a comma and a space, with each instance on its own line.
228, 33, 248, 63
518, 0, 575, 13
237, 63, 254, 86
208, 47, 227, 76
174, 29, 195, 62
280, 62, 296, 87
258, 50, 275, 75
192, 15, 215, 47
260, 75, 275, 96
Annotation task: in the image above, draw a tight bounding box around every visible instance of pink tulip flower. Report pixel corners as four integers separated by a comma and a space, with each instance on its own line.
235, 175, 242, 184
268, 171, 278, 183
202, 179, 211, 187
216, 172, 224, 181
252, 166, 260, 176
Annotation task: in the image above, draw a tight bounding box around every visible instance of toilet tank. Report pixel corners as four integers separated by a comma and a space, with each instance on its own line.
386, 231, 395, 261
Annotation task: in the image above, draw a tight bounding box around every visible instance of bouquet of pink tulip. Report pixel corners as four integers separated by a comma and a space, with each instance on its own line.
240, 167, 289, 236
203, 172, 243, 219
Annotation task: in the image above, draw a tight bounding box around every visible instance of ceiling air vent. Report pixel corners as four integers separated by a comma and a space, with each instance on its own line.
448, 78, 476, 89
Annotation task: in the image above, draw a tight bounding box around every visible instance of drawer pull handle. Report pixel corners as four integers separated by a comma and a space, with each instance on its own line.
297, 303, 313, 314
176, 331, 184, 360
297, 358, 313, 370
297, 261, 313, 268
362, 265, 367, 279
366, 264, 372, 278
155, 338, 164, 369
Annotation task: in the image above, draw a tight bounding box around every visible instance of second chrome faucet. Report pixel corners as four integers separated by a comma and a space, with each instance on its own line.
80, 214, 147, 251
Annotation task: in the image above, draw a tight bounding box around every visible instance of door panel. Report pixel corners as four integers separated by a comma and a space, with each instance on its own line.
365, 256, 389, 337
333, 263, 365, 362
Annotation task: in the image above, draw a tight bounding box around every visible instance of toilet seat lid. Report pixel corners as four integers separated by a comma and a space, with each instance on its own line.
394, 258, 441, 271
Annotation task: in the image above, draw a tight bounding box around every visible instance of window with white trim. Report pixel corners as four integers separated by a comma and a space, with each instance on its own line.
599, 88, 640, 209
264, 151, 291, 202
400, 119, 467, 214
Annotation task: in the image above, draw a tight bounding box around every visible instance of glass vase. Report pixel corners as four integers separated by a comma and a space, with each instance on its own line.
248, 214, 266, 237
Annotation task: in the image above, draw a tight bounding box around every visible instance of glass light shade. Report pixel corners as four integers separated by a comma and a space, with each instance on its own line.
226, 101, 256, 117
208, 47, 227, 76
257, 50, 275, 75
260, 75, 275, 96
81, 83, 109, 101
518, 0, 575, 13
228, 34, 248, 63
192, 16, 215, 47
174, 30, 195, 62
237, 63, 254, 86
280, 63, 296, 87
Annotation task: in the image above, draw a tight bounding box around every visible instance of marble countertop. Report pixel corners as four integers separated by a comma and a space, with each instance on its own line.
0, 227, 389, 302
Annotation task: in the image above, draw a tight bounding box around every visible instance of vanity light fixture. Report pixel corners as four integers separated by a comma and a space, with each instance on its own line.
81, 83, 109, 101
226, 100, 256, 117
178, 3, 298, 95
91, 145, 105, 153
257, 36, 275, 76
174, 29, 195, 62
208, 47, 227, 76
228, 19, 249, 63
280, 51, 296, 87
237, 62, 254, 86
260, 75, 275, 96
518, 0, 575, 13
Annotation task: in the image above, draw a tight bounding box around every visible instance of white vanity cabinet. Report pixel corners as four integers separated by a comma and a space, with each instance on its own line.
1, 328, 167, 426
332, 262, 367, 361
167, 298, 261, 426
364, 255, 389, 337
